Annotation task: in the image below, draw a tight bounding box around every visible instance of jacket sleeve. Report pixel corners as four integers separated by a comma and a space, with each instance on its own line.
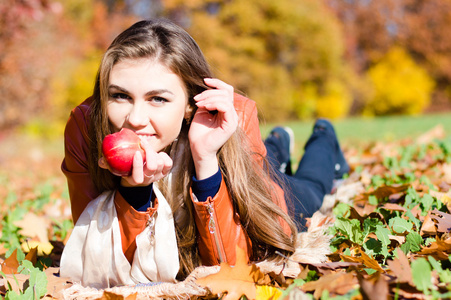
61, 98, 100, 223
192, 178, 252, 266
192, 95, 291, 266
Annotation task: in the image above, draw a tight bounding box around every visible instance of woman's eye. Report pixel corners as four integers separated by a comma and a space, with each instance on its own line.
111, 93, 130, 100
151, 96, 168, 103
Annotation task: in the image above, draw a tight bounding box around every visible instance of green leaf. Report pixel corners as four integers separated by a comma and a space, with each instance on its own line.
333, 203, 351, 218
420, 194, 434, 215
405, 232, 423, 253
428, 256, 451, 284
368, 195, 378, 206
411, 258, 432, 293
375, 225, 390, 246
18, 259, 48, 298
404, 210, 421, 231
28, 268, 48, 298
334, 217, 363, 244
391, 217, 413, 234
364, 238, 382, 257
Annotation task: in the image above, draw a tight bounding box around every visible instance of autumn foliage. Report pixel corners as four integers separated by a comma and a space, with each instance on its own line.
2, 0, 451, 132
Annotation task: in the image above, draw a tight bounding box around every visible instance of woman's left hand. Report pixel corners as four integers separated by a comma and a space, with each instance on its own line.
189, 78, 238, 179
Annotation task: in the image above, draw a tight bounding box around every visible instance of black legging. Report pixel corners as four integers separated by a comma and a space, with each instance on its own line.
265, 129, 337, 230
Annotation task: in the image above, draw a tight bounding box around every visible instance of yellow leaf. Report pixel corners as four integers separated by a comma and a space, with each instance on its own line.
256, 285, 282, 300
197, 246, 264, 300
21, 240, 54, 256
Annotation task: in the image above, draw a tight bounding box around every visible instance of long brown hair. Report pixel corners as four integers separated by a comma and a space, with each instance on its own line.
88, 18, 297, 279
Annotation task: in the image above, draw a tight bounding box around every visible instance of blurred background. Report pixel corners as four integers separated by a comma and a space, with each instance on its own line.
2, 0, 451, 134
1, 0, 451, 257
1, 0, 451, 197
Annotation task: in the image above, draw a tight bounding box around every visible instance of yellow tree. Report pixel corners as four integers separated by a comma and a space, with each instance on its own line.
162, 0, 351, 120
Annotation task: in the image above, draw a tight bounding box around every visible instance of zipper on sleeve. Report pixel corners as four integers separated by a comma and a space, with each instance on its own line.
206, 202, 227, 263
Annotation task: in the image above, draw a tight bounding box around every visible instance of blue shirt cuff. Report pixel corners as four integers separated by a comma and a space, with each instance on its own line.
192, 168, 222, 202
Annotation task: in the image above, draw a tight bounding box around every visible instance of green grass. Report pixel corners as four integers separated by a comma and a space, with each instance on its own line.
261, 112, 451, 156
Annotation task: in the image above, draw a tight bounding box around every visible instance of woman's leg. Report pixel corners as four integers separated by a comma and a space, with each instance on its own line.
264, 120, 349, 230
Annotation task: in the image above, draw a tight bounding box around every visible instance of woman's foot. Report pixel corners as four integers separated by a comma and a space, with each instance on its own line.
313, 119, 350, 179
265, 126, 294, 175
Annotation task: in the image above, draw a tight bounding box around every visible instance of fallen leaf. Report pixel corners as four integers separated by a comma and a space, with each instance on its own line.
13, 212, 50, 243
420, 212, 437, 236
96, 291, 137, 299
24, 246, 38, 266
429, 209, 451, 233
301, 271, 358, 299
369, 185, 409, 202
358, 272, 389, 300
386, 248, 413, 285
340, 248, 384, 273
379, 203, 407, 212
1, 249, 20, 274
197, 247, 264, 300
44, 267, 72, 298
417, 237, 451, 260
1, 273, 29, 294
21, 240, 54, 256
300, 261, 363, 275
256, 285, 282, 300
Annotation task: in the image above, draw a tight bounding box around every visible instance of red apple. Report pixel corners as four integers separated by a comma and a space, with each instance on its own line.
102, 128, 146, 176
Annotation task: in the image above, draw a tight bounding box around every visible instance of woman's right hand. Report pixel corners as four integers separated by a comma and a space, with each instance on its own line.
99, 138, 173, 187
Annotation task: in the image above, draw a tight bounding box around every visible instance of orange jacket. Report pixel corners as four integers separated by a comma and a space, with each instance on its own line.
62, 94, 289, 266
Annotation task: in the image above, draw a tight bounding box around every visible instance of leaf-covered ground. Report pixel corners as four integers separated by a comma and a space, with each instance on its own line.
1, 125, 451, 299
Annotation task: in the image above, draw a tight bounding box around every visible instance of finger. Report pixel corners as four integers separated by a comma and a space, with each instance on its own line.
195, 98, 235, 114
160, 152, 173, 176
203, 78, 234, 92
194, 88, 229, 101
194, 78, 234, 101
130, 150, 145, 184
98, 157, 109, 169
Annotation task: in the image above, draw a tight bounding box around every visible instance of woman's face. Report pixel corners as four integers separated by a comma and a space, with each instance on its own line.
107, 58, 190, 152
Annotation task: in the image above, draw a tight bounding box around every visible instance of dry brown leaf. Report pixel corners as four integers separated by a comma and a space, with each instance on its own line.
358, 272, 389, 300
197, 247, 263, 300
370, 184, 409, 201
1, 273, 29, 294
44, 267, 73, 298
358, 249, 385, 273
420, 212, 437, 236
417, 237, 451, 260
429, 209, 451, 233
13, 212, 50, 243
96, 291, 137, 300
379, 203, 407, 212
1, 249, 20, 274
301, 271, 358, 299
386, 248, 413, 285
340, 248, 384, 273
24, 246, 38, 266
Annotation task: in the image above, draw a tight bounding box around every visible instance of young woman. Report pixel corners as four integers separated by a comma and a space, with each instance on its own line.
60, 18, 299, 288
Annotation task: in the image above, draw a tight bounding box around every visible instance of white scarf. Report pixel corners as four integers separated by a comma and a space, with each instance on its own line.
60, 186, 179, 289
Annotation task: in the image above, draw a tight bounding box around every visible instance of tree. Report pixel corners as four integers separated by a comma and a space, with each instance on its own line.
325, 0, 451, 112
0, 0, 63, 129
162, 0, 352, 120
364, 46, 435, 115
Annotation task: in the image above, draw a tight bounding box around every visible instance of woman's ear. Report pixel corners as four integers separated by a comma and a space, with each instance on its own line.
184, 104, 194, 121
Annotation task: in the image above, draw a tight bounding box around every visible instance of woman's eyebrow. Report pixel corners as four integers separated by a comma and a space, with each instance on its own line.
108, 84, 174, 96
145, 89, 174, 97
108, 84, 129, 93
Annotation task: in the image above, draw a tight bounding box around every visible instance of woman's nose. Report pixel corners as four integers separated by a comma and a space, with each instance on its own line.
127, 102, 149, 128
